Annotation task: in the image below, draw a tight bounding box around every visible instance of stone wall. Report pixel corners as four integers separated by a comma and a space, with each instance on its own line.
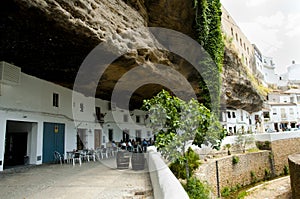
288, 154, 300, 199
197, 151, 272, 196
271, 138, 300, 175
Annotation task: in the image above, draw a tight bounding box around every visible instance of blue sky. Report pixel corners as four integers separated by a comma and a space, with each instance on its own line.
221, 0, 300, 74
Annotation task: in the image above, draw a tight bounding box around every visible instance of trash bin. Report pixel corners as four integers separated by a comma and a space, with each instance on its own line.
131, 152, 145, 170
116, 151, 130, 169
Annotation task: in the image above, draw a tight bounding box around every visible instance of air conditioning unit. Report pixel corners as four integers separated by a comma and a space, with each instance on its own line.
0, 61, 21, 85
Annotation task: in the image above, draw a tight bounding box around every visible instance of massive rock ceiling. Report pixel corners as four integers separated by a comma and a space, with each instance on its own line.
0, 0, 263, 111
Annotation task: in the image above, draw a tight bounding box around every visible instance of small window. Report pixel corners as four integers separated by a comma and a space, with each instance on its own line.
263, 112, 270, 119
227, 112, 231, 118
290, 108, 294, 115
272, 108, 277, 115
232, 112, 236, 118
136, 115, 140, 123
53, 93, 59, 107
231, 27, 234, 36
80, 103, 84, 112
235, 33, 238, 41
95, 107, 101, 120
123, 114, 128, 122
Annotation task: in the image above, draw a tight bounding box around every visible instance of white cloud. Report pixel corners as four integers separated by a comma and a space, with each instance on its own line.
285, 13, 300, 37
239, 22, 283, 55
256, 11, 285, 28
245, 0, 271, 7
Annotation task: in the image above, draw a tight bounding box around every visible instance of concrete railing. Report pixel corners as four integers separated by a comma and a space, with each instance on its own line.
221, 131, 300, 146
147, 151, 189, 199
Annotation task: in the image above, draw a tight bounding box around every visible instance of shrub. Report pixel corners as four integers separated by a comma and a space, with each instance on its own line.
237, 191, 248, 199
221, 187, 230, 197
169, 147, 200, 179
183, 177, 210, 199
264, 168, 271, 180
232, 156, 239, 165
250, 171, 257, 183
283, 165, 289, 175
256, 141, 271, 150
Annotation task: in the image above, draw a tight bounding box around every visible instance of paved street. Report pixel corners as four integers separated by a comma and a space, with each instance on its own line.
0, 158, 153, 199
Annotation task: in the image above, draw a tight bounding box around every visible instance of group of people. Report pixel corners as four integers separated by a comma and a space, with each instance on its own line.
118, 138, 153, 153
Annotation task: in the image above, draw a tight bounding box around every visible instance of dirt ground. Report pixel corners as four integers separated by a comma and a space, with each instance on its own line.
245, 176, 292, 199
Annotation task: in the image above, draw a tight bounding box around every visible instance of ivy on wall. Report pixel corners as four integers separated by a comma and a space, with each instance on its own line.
193, 0, 224, 113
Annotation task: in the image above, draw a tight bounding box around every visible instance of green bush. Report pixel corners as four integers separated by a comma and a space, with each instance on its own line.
264, 168, 271, 180
256, 141, 271, 150
232, 156, 239, 165
183, 177, 210, 199
221, 186, 230, 197
237, 191, 248, 199
169, 147, 200, 179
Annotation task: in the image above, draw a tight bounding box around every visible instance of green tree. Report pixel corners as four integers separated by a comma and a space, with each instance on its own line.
143, 90, 225, 178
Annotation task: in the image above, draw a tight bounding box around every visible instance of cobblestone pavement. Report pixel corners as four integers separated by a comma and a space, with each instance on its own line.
0, 158, 153, 199
245, 176, 291, 199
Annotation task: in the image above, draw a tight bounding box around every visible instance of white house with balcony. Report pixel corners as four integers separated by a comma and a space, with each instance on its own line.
0, 61, 152, 171
263, 89, 300, 132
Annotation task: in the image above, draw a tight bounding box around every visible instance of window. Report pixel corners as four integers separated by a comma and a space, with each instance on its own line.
80, 103, 84, 112
235, 33, 238, 41
95, 107, 101, 121
241, 110, 244, 121
53, 93, 59, 107
247, 47, 249, 54
240, 38, 242, 46
290, 97, 294, 103
136, 115, 140, 123
280, 108, 287, 119
272, 108, 277, 115
108, 129, 113, 141
123, 114, 128, 122
232, 112, 236, 118
297, 96, 300, 103
227, 112, 231, 118
290, 108, 294, 115
263, 112, 270, 119
231, 28, 234, 36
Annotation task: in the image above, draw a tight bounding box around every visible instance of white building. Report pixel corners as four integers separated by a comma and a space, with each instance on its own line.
0, 61, 152, 171
263, 89, 300, 132
221, 108, 262, 135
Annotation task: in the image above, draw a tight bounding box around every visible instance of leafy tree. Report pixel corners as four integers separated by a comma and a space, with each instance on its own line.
143, 90, 225, 178
235, 129, 255, 153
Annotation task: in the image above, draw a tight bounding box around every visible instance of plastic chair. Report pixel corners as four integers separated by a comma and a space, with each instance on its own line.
101, 148, 108, 159
72, 152, 82, 166
54, 151, 63, 165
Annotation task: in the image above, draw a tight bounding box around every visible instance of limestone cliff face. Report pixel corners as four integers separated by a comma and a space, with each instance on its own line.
222, 48, 264, 113
0, 0, 263, 111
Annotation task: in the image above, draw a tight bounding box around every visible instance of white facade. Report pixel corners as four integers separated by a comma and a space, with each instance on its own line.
263, 90, 300, 132
221, 108, 262, 135
0, 61, 152, 171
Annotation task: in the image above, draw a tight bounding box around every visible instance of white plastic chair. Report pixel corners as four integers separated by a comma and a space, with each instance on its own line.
54, 151, 63, 165
72, 152, 82, 166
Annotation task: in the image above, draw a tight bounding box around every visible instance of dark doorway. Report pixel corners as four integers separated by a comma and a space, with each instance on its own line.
4, 132, 28, 167
123, 130, 129, 142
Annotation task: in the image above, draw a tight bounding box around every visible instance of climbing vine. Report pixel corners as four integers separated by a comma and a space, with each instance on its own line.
193, 0, 224, 114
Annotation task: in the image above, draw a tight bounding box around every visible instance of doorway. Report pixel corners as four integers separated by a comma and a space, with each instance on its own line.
123, 130, 129, 142
4, 121, 37, 168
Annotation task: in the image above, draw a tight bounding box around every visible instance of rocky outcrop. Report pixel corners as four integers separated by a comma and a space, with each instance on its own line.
222, 48, 264, 113
0, 0, 264, 111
